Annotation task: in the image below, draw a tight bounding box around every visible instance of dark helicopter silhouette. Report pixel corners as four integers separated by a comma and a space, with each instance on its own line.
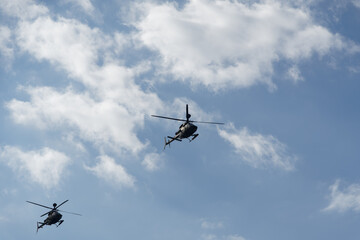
151, 104, 224, 149
26, 200, 81, 232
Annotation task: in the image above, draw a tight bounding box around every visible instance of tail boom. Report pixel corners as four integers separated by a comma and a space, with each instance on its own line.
164, 136, 181, 149
37, 222, 45, 233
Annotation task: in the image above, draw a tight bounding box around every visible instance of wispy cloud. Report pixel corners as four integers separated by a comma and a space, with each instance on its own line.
0, 26, 13, 59
352, 0, 360, 8
62, 0, 95, 13
0, 146, 71, 189
201, 219, 224, 230
226, 235, 246, 240
142, 152, 164, 172
218, 124, 297, 171
85, 155, 135, 189
287, 65, 304, 83
200, 218, 246, 240
201, 233, 246, 240
0, 215, 9, 223
324, 179, 360, 213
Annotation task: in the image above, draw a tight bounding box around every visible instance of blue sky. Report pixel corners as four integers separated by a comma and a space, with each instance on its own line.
1, 0, 360, 239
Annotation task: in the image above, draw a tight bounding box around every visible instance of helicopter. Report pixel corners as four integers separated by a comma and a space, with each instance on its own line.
26, 200, 81, 232
151, 104, 224, 149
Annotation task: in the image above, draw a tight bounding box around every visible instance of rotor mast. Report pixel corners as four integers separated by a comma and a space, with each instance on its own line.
186, 104, 191, 123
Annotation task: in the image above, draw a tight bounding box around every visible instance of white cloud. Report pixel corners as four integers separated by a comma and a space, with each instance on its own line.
62, 133, 87, 153
6, 86, 147, 154
15, 16, 107, 82
14, 13, 156, 103
218, 124, 296, 171
6, 4, 163, 155
142, 152, 164, 171
0, 0, 48, 20
133, 0, 352, 91
0, 146, 71, 189
85, 155, 135, 189
324, 179, 360, 213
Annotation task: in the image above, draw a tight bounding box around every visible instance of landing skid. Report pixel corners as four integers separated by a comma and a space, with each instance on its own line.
56, 220, 64, 227
188, 134, 199, 142
163, 134, 199, 149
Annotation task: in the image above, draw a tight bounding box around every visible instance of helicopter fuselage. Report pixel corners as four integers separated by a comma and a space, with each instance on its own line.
44, 211, 62, 225
176, 122, 198, 139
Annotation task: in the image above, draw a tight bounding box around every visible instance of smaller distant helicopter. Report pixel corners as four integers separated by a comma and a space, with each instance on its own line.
26, 200, 81, 232
151, 104, 224, 149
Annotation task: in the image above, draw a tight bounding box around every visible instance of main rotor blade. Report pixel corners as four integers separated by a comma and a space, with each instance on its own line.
41, 211, 52, 217
58, 210, 82, 216
189, 120, 225, 125
55, 200, 69, 209
151, 115, 186, 122
26, 201, 53, 210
